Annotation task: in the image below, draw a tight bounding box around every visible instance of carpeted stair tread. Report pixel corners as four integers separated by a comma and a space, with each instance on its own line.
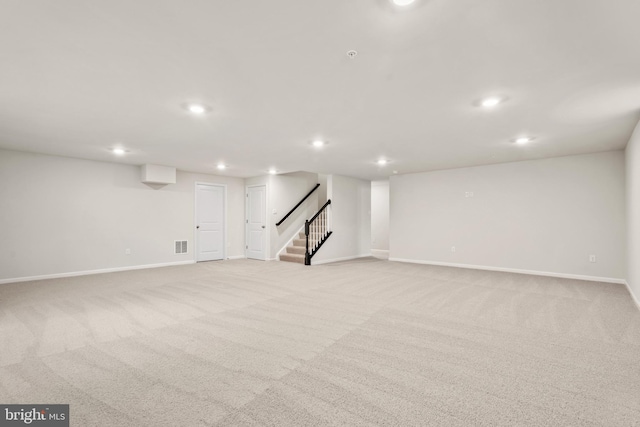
282, 231, 329, 264
279, 253, 305, 264
286, 246, 305, 255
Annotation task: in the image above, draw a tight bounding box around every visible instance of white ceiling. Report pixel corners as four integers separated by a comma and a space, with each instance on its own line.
1, 0, 639, 180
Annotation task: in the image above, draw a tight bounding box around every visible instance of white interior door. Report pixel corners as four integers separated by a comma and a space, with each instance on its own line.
246, 185, 267, 260
196, 184, 224, 262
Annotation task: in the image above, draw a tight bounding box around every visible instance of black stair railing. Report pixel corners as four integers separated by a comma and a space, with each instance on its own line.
305, 200, 332, 265
275, 183, 320, 226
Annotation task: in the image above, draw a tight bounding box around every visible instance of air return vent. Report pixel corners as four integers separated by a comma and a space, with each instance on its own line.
174, 240, 188, 254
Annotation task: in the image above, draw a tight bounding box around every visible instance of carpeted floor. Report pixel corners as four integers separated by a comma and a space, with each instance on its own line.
0, 258, 639, 426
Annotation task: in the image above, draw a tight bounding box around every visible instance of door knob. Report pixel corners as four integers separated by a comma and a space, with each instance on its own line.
261, 225, 265, 229
196, 226, 200, 229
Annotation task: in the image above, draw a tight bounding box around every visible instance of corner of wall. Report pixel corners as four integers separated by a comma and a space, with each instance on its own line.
625, 118, 640, 309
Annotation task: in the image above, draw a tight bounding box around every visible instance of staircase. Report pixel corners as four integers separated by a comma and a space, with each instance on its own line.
279, 232, 307, 264
279, 199, 332, 265
275, 182, 332, 265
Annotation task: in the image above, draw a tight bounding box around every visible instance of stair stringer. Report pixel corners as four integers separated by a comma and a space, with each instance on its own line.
277, 224, 305, 261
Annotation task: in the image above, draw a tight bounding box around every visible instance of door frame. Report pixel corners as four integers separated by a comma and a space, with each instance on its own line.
245, 183, 269, 260
194, 182, 227, 262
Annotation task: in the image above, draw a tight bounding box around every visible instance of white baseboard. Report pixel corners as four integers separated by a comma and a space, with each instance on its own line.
388, 257, 627, 285
371, 249, 389, 259
312, 254, 372, 265
623, 280, 640, 311
0, 260, 197, 285
226, 255, 246, 260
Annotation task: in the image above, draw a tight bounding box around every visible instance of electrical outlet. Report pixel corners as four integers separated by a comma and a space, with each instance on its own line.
125, 248, 131, 255
589, 254, 596, 263
451, 246, 456, 252
464, 191, 474, 198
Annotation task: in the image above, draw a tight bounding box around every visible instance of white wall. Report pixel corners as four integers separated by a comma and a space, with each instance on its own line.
371, 180, 389, 257
317, 174, 328, 205
626, 120, 640, 304
390, 151, 626, 281
313, 174, 371, 264
0, 149, 245, 282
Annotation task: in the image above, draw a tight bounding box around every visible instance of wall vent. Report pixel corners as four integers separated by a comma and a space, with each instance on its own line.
175, 240, 188, 254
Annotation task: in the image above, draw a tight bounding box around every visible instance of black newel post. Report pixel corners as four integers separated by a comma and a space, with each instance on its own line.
304, 220, 310, 265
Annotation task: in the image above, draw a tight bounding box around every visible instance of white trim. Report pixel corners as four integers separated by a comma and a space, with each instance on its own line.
195, 182, 227, 262
226, 255, 246, 260
388, 258, 627, 284
371, 249, 389, 259
623, 280, 640, 311
312, 254, 371, 265
0, 261, 196, 285
245, 184, 269, 261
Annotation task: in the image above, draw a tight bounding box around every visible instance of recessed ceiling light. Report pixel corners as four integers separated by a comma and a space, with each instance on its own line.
189, 104, 206, 114
393, 0, 415, 5
481, 97, 501, 108
311, 139, 325, 147
182, 103, 211, 115
514, 136, 535, 145
268, 169, 277, 175
112, 148, 126, 156
377, 159, 388, 166
217, 163, 226, 170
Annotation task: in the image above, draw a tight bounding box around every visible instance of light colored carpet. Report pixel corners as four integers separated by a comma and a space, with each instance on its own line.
0, 258, 639, 426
